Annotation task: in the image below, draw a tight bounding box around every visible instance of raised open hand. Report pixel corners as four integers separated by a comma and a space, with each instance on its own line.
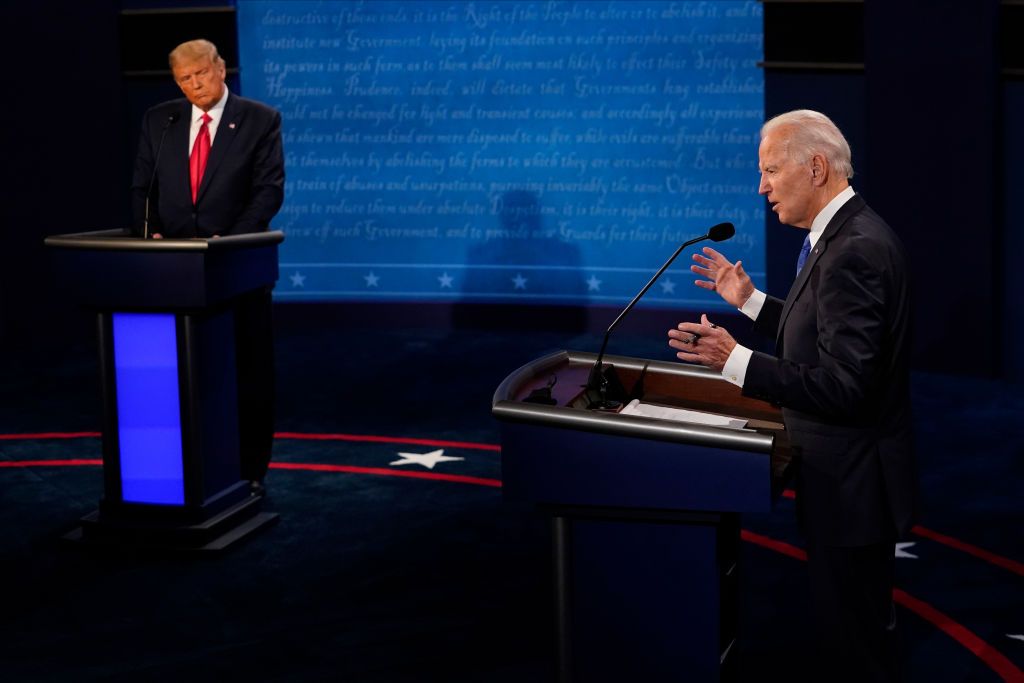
691, 247, 754, 309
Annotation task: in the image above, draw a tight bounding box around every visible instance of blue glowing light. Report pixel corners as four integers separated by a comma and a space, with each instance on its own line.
112, 313, 185, 505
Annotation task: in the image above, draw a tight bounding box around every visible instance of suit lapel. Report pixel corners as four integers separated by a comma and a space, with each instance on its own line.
776, 193, 866, 346
196, 94, 244, 203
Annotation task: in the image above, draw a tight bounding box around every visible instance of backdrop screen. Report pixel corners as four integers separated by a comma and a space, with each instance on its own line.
237, 1, 764, 306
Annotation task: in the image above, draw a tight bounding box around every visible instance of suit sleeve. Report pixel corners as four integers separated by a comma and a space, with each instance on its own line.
751, 295, 784, 339
743, 247, 891, 418
130, 111, 159, 236
228, 109, 285, 235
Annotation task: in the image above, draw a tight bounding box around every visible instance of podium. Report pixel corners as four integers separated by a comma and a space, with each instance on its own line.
492, 351, 792, 682
44, 229, 282, 551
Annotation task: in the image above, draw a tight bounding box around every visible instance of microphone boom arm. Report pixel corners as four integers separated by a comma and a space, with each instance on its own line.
585, 222, 735, 409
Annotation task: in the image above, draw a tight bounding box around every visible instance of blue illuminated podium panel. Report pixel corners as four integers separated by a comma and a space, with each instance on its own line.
112, 312, 185, 505
45, 230, 283, 550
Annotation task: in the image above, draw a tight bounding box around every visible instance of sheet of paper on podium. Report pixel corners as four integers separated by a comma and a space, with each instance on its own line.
620, 399, 748, 430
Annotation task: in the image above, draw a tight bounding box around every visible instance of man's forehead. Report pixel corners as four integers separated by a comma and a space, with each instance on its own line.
759, 138, 784, 160
173, 56, 216, 75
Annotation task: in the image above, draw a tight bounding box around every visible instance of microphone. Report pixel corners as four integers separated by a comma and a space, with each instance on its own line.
143, 112, 180, 239
585, 221, 735, 409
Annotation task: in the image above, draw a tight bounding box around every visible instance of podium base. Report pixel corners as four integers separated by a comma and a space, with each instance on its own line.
63, 495, 279, 552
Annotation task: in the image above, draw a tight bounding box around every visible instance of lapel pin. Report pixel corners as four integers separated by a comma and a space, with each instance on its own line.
228, 122, 236, 129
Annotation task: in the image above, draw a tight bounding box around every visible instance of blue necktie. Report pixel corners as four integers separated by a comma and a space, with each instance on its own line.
796, 234, 812, 275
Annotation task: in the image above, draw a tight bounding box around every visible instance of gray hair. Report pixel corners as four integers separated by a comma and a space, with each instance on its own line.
761, 110, 854, 180
168, 39, 224, 69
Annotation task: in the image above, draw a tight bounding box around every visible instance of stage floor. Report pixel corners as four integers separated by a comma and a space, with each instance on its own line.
1, 318, 1021, 682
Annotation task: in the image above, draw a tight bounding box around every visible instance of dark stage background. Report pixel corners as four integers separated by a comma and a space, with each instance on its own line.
1, 1, 1023, 682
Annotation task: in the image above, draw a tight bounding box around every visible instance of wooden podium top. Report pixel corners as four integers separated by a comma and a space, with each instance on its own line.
493, 350, 794, 509
494, 350, 786, 451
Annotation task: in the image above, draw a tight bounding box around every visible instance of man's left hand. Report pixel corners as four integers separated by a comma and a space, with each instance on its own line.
667, 314, 737, 372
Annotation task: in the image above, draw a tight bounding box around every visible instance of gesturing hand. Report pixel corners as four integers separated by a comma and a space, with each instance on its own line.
667, 314, 737, 372
691, 247, 754, 309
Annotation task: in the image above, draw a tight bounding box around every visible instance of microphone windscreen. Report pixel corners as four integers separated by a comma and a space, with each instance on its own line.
708, 222, 735, 242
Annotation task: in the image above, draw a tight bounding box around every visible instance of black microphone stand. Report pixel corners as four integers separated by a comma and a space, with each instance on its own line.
586, 229, 724, 409
143, 113, 179, 239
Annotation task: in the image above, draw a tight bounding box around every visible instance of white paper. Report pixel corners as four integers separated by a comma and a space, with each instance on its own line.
620, 399, 747, 429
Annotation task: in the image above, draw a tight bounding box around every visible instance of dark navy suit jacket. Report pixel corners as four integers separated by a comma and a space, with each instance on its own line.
131, 93, 284, 237
742, 194, 917, 546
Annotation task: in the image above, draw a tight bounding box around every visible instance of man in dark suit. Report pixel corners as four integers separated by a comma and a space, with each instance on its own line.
668, 110, 916, 681
131, 39, 285, 492
132, 39, 283, 238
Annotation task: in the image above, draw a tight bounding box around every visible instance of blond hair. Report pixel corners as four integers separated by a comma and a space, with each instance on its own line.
168, 39, 223, 69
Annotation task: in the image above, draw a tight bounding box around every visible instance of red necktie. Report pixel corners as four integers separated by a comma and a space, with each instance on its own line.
190, 113, 212, 204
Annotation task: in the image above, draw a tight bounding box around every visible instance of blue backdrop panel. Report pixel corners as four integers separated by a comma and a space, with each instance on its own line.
237, 1, 764, 306
112, 313, 185, 506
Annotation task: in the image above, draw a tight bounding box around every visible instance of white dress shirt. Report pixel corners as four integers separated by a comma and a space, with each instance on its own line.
720, 185, 857, 386
188, 87, 229, 152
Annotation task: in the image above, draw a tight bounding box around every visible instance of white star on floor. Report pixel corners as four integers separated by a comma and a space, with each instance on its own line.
438, 272, 454, 288
289, 272, 306, 287
1008, 634, 1024, 643
586, 275, 602, 292
512, 273, 528, 290
895, 542, 918, 559
364, 272, 380, 287
659, 278, 676, 295
390, 449, 464, 470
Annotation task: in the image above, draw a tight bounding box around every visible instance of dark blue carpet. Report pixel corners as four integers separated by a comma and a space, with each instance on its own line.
1, 315, 1022, 682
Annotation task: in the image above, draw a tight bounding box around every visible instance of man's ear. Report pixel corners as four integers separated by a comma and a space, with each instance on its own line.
810, 154, 828, 185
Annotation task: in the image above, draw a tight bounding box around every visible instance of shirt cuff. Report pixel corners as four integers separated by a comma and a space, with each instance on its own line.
722, 344, 753, 387
740, 288, 766, 320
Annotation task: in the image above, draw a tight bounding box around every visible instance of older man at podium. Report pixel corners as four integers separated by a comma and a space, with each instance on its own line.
131, 39, 285, 493
668, 110, 916, 682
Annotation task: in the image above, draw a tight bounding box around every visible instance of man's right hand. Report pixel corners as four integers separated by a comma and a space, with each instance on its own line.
691, 247, 754, 308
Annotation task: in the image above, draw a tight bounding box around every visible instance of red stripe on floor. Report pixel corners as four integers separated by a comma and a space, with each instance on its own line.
0, 432, 101, 440
0, 459, 102, 467
0, 458, 502, 487
0, 431, 503, 453
911, 525, 1024, 578
893, 589, 1024, 682
269, 462, 501, 487
742, 524, 1024, 681
273, 432, 501, 452
740, 529, 807, 561
782, 488, 1024, 578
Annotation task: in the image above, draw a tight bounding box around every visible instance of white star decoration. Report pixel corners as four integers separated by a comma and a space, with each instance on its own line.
438, 272, 454, 288
512, 273, 528, 290
1008, 634, 1024, 643
289, 272, 306, 287
659, 279, 676, 295
586, 275, 602, 292
364, 272, 380, 287
894, 542, 918, 559
390, 449, 464, 470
